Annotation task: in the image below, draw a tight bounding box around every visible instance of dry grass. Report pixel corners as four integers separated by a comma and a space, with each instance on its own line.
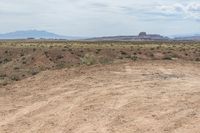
0, 40, 199, 86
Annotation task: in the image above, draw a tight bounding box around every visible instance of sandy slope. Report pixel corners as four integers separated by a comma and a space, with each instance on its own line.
0, 61, 200, 133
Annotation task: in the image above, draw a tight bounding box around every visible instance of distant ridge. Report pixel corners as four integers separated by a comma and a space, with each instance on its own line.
0, 30, 66, 39
1, 30, 199, 41
174, 35, 200, 41
0, 30, 82, 40
85, 32, 169, 41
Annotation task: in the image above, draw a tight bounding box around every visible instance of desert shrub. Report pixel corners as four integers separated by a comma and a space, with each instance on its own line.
44, 52, 49, 58
81, 54, 97, 65
131, 55, 137, 61
99, 57, 112, 64
4, 58, 10, 63
150, 48, 154, 50
163, 56, 172, 60
62, 49, 66, 51
0, 74, 6, 77
30, 69, 39, 75
11, 75, 20, 81
33, 48, 36, 52
120, 51, 127, 55
149, 53, 154, 58
0, 80, 9, 86
171, 54, 178, 58
13, 66, 20, 70
44, 51, 48, 55
20, 53, 24, 57
56, 55, 64, 60
156, 46, 161, 49
77, 54, 82, 57
56, 61, 66, 69
195, 58, 200, 61
22, 61, 26, 64
96, 49, 102, 54
22, 57, 26, 60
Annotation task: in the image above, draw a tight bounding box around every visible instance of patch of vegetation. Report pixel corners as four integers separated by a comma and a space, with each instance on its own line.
149, 53, 154, 58
0, 40, 199, 86
0, 74, 6, 78
56, 61, 67, 69
195, 58, 200, 62
96, 49, 102, 54
131, 55, 138, 61
99, 57, 112, 64
11, 75, 20, 81
81, 54, 97, 65
3, 58, 10, 64
22, 61, 27, 64
56, 55, 64, 60
163, 56, 173, 60
0, 80, 9, 86
20, 53, 24, 57
120, 51, 127, 55
30, 69, 39, 76
13, 66, 20, 70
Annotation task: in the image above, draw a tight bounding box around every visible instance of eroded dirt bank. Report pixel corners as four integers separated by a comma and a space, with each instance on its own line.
0, 60, 200, 133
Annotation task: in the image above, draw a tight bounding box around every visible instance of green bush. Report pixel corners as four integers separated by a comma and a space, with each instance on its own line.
131, 55, 137, 61
81, 54, 97, 65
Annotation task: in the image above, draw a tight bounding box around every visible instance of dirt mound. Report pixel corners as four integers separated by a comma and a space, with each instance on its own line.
0, 41, 199, 86
0, 60, 200, 133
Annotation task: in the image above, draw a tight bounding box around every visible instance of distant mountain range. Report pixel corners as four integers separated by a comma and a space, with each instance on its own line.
0, 30, 199, 41
86, 32, 200, 41
174, 34, 200, 41
85, 32, 170, 41
0, 30, 83, 40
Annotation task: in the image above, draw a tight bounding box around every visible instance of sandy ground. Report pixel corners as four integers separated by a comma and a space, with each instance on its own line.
0, 60, 200, 133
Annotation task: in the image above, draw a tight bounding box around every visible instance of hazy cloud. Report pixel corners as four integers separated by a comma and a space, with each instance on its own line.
155, 2, 200, 20
0, 0, 199, 36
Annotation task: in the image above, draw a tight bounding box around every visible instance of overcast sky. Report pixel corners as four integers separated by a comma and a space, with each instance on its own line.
0, 0, 199, 36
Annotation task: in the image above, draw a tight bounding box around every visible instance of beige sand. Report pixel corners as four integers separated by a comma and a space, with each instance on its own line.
0, 60, 200, 133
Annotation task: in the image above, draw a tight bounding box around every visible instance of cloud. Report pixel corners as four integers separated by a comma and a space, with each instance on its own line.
188, 2, 200, 12
154, 2, 200, 21
0, 0, 199, 36
186, 2, 200, 20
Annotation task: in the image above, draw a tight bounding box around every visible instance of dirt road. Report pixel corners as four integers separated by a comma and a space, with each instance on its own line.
0, 61, 200, 133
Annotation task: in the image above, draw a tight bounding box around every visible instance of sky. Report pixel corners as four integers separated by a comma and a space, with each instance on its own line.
0, 0, 200, 37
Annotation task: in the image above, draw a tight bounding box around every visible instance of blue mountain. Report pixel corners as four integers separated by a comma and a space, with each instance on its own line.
174, 33, 200, 41
0, 30, 69, 39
